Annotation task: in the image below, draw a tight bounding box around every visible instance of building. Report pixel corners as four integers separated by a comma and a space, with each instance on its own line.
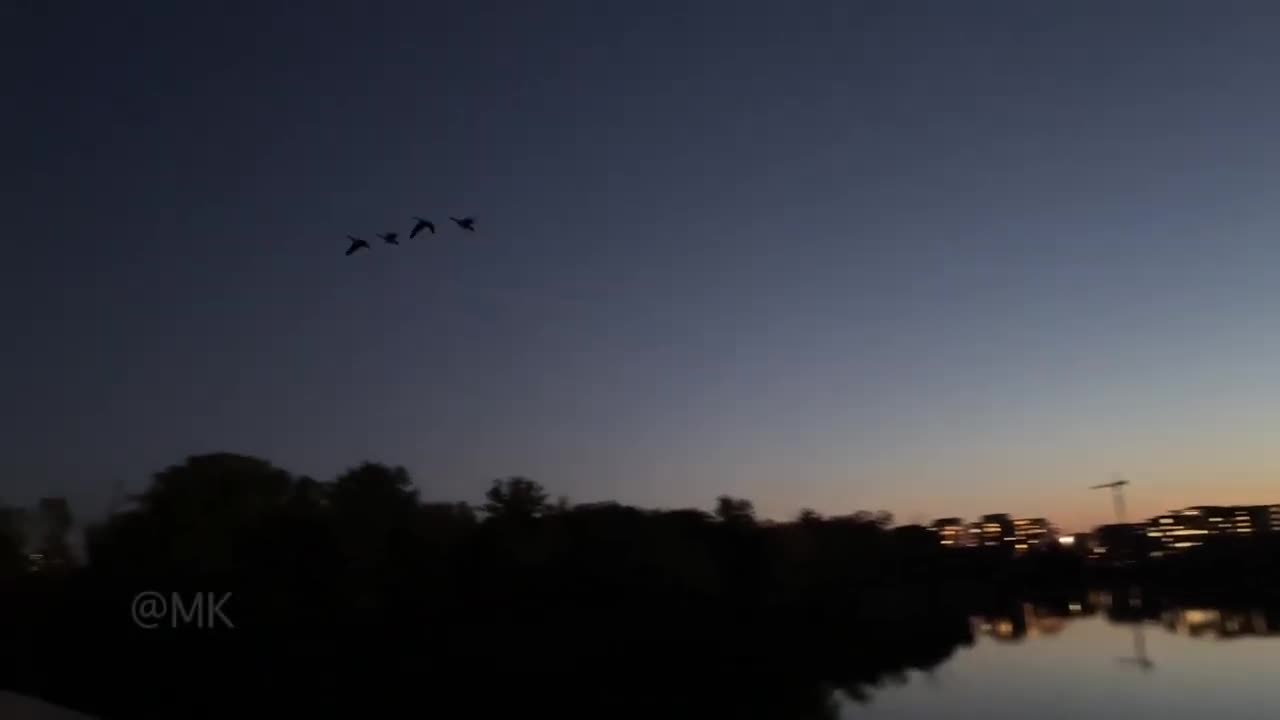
930, 517, 970, 547
977, 514, 1017, 549
1145, 510, 1212, 555
1183, 504, 1278, 535
1093, 523, 1146, 561
1238, 505, 1275, 534
1012, 517, 1053, 553
1140, 504, 1279, 556
1183, 506, 1244, 534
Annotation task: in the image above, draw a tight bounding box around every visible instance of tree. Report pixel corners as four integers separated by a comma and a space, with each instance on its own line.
797, 508, 823, 525
548, 495, 571, 515
33, 497, 74, 569
846, 510, 893, 529
714, 495, 755, 526
0, 504, 27, 577
89, 453, 295, 575
328, 463, 422, 576
483, 477, 549, 521
329, 463, 418, 519
135, 453, 294, 519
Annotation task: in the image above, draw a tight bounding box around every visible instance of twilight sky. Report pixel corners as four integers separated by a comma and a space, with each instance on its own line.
5, 1, 1280, 530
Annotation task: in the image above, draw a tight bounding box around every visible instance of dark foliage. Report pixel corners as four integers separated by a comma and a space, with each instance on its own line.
1, 452, 1277, 719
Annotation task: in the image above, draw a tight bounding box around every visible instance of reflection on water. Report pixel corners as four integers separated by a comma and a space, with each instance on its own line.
969, 596, 1279, 643
843, 596, 1280, 719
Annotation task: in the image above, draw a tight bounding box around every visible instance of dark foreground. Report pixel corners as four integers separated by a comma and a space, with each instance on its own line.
2, 454, 1278, 719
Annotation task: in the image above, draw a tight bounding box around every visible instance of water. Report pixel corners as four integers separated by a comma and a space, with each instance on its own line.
843, 600, 1280, 719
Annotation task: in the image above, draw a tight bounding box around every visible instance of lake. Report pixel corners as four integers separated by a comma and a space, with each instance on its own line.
842, 593, 1280, 719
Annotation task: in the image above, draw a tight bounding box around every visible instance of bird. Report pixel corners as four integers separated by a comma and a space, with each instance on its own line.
345, 236, 370, 256
378, 232, 400, 245
410, 217, 435, 238
450, 216, 476, 231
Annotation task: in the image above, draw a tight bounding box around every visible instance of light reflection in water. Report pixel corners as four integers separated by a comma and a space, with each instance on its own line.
846, 599, 1280, 719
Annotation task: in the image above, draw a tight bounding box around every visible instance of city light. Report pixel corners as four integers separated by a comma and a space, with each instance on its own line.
928, 503, 1276, 556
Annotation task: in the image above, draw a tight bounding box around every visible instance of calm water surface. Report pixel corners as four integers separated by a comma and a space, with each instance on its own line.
843, 603, 1279, 719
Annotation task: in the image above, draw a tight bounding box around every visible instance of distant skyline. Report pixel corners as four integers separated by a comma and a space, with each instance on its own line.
5, 2, 1280, 531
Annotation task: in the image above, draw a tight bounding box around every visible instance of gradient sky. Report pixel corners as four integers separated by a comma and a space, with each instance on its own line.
5, 1, 1280, 531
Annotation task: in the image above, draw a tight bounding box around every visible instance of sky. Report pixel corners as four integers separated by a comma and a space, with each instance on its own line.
4, 1, 1280, 531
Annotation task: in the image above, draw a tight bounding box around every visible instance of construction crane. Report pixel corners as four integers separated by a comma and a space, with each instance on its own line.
1090, 476, 1130, 523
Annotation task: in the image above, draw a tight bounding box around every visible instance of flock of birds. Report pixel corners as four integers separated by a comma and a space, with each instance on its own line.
345, 215, 476, 256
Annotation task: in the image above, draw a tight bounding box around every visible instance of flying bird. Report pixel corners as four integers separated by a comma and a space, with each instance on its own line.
378, 232, 400, 245
345, 236, 370, 256
410, 217, 435, 238
450, 216, 476, 231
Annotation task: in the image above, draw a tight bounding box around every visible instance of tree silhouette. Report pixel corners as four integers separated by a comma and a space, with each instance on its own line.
483, 477, 549, 521
797, 508, 823, 525
0, 504, 26, 577
34, 498, 73, 569
87, 452, 295, 576
714, 495, 756, 525
10, 448, 1280, 720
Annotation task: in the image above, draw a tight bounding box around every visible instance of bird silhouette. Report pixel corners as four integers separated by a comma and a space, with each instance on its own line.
378, 232, 400, 245
345, 236, 370, 256
410, 217, 435, 238
450, 216, 476, 231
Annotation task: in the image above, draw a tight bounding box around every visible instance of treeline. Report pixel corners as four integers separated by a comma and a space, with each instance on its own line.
0, 452, 1274, 719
